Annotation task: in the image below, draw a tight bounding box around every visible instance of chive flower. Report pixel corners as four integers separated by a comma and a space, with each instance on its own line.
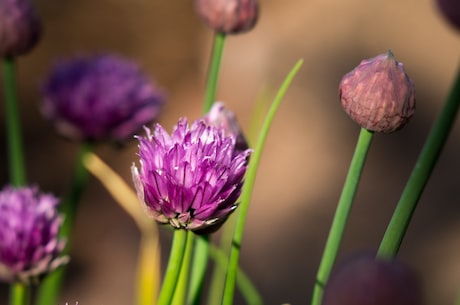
339, 50, 416, 133
132, 116, 252, 233
0, 186, 68, 284
0, 0, 42, 57
323, 254, 423, 305
41, 54, 165, 143
194, 0, 259, 34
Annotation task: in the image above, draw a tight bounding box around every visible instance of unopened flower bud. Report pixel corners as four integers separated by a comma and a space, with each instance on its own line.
435, 0, 460, 30
194, 0, 259, 34
339, 50, 416, 133
323, 254, 423, 305
0, 0, 42, 57
202, 102, 249, 152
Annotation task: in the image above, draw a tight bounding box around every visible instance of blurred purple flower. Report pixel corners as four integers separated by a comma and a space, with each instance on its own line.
0, 0, 42, 57
132, 117, 252, 233
0, 186, 68, 284
41, 54, 165, 143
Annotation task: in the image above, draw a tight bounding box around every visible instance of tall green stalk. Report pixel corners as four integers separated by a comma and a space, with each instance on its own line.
378, 64, 460, 258
310, 128, 374, 305
10, 283, 29, 305
222, 59, 303, 305
203, 32, 226, 113
36, 143, 92, 305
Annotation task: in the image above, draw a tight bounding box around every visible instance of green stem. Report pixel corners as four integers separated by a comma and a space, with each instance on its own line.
35, 143, 92, 305
10, 283, 30, 305
311, 128, 374, 305
222, 59, 303, 305
157, 229, 189, 305
3, 57, 26, 186
203, 32, 226, 113
172, 231, 194, 305
377, 64, 460, 258
187, 234, 209, 305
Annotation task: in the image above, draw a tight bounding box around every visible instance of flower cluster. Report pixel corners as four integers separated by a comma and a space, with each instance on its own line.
132, 112, 251, 233
0, 186, 68, 284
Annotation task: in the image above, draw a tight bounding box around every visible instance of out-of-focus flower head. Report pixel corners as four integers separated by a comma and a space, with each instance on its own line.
132, 116, 252, 234
339, 50, 416, 133
323, 254, 423, 305
0, 0, 42, 57
435, 0, 460, 30
0, 186, 68, 284
194, 0, 259, 34
202, 102, 249, 152
41, 54, 165, 143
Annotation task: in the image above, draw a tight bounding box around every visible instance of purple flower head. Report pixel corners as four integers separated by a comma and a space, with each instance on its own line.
41, 54, 165, 143
0, 0, 42, 57
132, 117, 252, 234
0, 186, 68, 284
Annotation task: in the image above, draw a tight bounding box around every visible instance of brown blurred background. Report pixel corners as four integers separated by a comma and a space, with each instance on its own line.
1, 0, 460, 304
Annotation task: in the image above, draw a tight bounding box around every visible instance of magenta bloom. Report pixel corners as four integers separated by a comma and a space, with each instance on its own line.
132, 117, 251, 233
0, 186, 68, 284
41, 54, 165, 143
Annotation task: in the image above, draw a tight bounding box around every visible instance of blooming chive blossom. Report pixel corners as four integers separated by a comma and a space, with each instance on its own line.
41, 54, 165, 143
132, 118, 252, 233
0, 186, 68, 284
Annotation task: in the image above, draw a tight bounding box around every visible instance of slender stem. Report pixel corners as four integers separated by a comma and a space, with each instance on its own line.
172, 231, 194, 305
203, 32, 226, 113
378, 64, 460, 258
35, 143, 92, 305
157, 229, 189, 305
10, 283, 30, 305
311, 128, 374, 305
222, 60, 303, 305
3, 57, 26, 186
187, 234, 209, 305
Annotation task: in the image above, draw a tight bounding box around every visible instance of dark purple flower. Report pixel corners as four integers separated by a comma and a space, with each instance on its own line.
0, 186, 68, 284
132, 117, 252, 233
41, 54, 165, 143
0, 0, 42, 57
436, 0, 460, 30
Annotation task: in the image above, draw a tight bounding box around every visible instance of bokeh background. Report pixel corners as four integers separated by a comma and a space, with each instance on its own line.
1, 0, 460, 304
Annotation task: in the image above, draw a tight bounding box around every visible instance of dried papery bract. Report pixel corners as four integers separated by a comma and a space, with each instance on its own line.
0, 186, 68, 284
194, 0, 259, 34
323, 254, 423, 305
339, 50, 416, 133
0, 0, 42, 57
41, 54, 165, 143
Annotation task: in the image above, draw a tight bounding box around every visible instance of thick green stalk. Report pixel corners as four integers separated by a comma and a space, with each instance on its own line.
36, 143, 92, 305
10, 283, 29, 305
378, 64, 460, 258
187, 234, 210, 305
222, 59, 303, 305
203, 32, 226, 113
157, 229, 189, 305
172, 231, 194, 305
3, 57, 26, 186
311, 128, 374, 305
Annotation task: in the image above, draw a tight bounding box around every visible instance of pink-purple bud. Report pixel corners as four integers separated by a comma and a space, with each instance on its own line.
194, 0, 259, 34
323, 254, 423, 305
339, 50, 416, 133
435, 0, 460, 30
0, 0, 42, 57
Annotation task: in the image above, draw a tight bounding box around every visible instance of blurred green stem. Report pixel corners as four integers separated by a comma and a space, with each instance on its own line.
222, 59, 303, 305
10, 283, 29, 305
157, 229, 189, 305
378, 64, 460, 258
311, 128, 374, 305
203, 32, 226, 113
3, 57, 26, 186
187, 234, 209, 305
172, 231, 194, 305
36, 143, 92, 305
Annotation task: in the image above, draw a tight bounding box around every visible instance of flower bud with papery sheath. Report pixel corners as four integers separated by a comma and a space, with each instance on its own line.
194, 0, 259, 34
0, 0, 42, 57
323, 254, 423, 305
132, 117, 252, 234
0, 186, 68, 284
41, 54, 165, 143
339, 50, 416, 133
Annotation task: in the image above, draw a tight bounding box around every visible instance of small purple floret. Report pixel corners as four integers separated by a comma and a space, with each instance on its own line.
41, 54, 165, 143
132, 117, 251, 233
0, 186, 68, 284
